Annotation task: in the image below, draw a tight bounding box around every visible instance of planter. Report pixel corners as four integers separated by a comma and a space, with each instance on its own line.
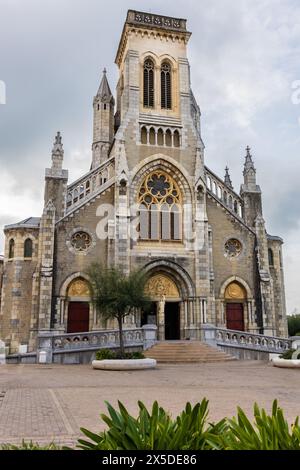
272, 357, 300, 369
92, 358, 157, 371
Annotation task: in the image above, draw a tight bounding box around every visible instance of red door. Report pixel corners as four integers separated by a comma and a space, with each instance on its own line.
226, 303, 244, 331
67, 302, 90, 333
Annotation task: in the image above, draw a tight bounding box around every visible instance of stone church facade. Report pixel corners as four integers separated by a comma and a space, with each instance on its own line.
0, 10, 288, 354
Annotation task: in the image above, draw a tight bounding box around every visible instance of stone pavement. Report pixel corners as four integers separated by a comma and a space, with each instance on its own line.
0, 361, 300, 446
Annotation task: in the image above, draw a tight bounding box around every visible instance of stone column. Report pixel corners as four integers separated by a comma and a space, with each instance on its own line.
157, 297, 165, 341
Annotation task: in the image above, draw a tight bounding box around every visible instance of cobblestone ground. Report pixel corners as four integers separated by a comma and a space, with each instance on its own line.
0, 361, 300, 447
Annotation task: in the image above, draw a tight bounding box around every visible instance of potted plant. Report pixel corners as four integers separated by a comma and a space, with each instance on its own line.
272, 347, 300, 369
87, 264, 156, 370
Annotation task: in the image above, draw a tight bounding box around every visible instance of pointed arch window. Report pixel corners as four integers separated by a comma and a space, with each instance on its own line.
161, 62, 172, 109
138, 171, 182, 241
24, 238, 33, 258
143, 59, 154, 108
9, 239, 15, 259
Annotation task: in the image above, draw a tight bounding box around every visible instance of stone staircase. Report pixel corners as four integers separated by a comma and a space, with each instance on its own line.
144, 341, 236, 363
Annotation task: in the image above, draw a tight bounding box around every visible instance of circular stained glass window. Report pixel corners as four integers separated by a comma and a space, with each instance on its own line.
71, 231, 92, 252
225, 239, 242, 258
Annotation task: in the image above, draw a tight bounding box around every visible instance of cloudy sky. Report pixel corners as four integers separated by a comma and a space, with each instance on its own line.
0, 0, 299, 313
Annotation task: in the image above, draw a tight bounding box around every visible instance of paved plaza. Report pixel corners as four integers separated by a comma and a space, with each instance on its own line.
0, 361, 299, 446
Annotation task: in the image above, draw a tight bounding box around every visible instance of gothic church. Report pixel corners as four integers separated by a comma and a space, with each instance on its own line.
0, 10, 288, 354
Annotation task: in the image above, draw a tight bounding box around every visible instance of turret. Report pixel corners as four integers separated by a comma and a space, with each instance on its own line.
44, 132, 68, 220
240, 146, 262, 227
92, 69, 115, 168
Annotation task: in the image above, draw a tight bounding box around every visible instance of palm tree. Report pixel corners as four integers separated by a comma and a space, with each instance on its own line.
87, 264, 151, 358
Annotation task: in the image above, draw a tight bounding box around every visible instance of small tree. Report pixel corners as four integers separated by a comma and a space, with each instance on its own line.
288, 314, 300, 337
87, 264, 151, 358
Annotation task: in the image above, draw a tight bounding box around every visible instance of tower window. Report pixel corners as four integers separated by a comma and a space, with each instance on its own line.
173, 130, 180, 147
143, 59, 154, 108
161, 62, 172, 109
24, 238, 33, 258
103, 104, 107, 110
9, 239, 15, 259
141, 126, 147, 144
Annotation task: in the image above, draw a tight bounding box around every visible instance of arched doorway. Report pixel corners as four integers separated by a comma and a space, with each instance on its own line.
144, 273, 181, 340
67, 278, 91, 333
225, 282, 246, 331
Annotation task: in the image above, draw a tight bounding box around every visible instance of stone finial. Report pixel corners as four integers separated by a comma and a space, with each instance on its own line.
224, 166, 233, 190
52, 131, 63, 153
243, 145, 257, 188
51, 131, 64, 171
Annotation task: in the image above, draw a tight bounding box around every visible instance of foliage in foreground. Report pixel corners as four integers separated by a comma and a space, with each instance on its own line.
1, 440, 60, 450
3, 400, 300, 451
78, 399, 226, 450
95, 349, 145, 360
78, 399, 300, 451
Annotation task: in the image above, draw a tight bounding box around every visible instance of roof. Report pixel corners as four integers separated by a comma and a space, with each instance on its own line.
96, 69, 114, 103
267, 234, 284, 244
4, 217, 41, 231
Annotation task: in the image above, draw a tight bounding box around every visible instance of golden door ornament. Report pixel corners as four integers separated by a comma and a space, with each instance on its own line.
68, 278, 90, 297
225, 282, 246, 300
145, 274, 180, 299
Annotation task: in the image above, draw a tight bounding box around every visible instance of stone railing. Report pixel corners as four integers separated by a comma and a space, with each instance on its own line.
52, 328, 143, 352
66, 157, 115, 212
204, 167, 244, 220
215, 328, 292, 353
37, 325, 157, 363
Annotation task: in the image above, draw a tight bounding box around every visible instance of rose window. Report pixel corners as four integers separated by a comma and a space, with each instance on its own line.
225, 239, 242, 258
71, 231, 92, 252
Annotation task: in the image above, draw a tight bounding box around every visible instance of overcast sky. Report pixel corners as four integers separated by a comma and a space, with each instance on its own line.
0, 0, 299, 314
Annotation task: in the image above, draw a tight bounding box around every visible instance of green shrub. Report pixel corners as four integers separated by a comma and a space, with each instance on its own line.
280, 349, 300, 360
95, 349, 145, 360
78, 399, 227, 450
77, 399, 300, 451
95, 349, 116, 360
220, 400, 300, 450
1, 440, 60, 450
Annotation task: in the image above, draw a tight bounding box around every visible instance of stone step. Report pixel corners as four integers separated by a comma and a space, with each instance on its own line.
144, 341, 236, 363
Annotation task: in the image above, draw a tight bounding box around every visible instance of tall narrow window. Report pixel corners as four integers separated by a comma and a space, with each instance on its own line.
268, 248, 274, 266
138, 171, 182, 241
24, 238, 33, 258
9, 239, 15, 259
161, 62, 172, 109
143, 59, 154, 108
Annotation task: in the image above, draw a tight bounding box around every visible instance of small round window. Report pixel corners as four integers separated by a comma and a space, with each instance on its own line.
71, 231, 92, 252
225, 239, 242, 258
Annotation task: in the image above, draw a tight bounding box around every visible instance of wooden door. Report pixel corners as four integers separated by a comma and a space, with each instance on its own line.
226, 303, 244, 331
67, 302, 89, 333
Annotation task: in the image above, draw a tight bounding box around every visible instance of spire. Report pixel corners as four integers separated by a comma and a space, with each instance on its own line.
244, 145, 255, 173
51, 131, 64, 171
96, 68, 114, 103
224, 166, 233, 190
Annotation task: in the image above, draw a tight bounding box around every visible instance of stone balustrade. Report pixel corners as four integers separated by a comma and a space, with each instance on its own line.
66, 157, 115, 212
51, 328, 144, 352
205, 167, 244, 220
215, 328, 291, 353
37, 325, 158, 363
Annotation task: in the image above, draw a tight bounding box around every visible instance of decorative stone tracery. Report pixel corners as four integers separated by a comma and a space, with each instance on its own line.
145, 274, 180, 299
